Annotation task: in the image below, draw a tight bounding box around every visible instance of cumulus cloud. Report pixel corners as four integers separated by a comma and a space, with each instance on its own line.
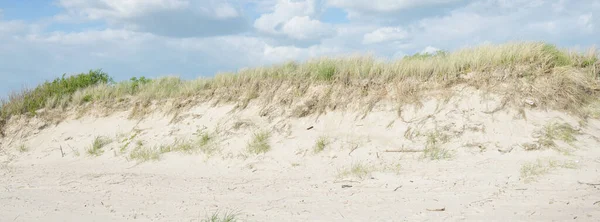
328, 0, 461, 13
281, 16, 333, 40
363, 27, 408, 44
254, 0, 334, 41
420, 46, 440, 54
56, 0, 249, 37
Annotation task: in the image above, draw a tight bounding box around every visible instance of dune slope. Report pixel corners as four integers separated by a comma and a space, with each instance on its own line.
2, 85, 600, 221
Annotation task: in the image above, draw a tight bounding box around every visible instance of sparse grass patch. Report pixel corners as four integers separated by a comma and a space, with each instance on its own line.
247, 130, 271, 154
535, 122, 579, 149
129, 141, 160, 162
201, 210, 238, 222
119, 130, 140, 153
87, 136, 112, 156
313, 136, 329, 153
382, 163, 402, 174
421, 130, 452, 160
197, 131, 220, 156
158, 131, 220, 156
520, 158, 578, 183
337, 163, 372, 180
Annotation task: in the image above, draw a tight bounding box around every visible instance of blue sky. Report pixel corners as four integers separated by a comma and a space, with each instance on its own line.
0, 0, 599, 96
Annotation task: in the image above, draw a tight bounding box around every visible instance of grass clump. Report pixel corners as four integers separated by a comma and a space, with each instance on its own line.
337, 163, 372, 180
520, 158, 578, 183
536, 122, 579, 149
421, 130, 452, 160
197, 131, 220, 156
247, 131, 271, 154
201, 210, 238, 222
119, 130, 140, 153
129, 140, 160, 162
158, 131, 220, 156
313, 136, 329, 153
87, 136, 112, 156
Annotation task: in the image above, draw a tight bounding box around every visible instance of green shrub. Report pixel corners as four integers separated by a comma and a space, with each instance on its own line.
129, 76, 152, 94
1, 69, 112, 117
541, 43, 572, 67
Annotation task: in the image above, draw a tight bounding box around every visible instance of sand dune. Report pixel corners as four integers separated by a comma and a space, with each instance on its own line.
2, 86, 600, 221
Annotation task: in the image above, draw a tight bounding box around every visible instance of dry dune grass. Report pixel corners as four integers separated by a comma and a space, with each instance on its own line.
1, 42, 599, 135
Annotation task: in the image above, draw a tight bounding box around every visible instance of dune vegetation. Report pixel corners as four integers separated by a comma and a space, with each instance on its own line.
1, 42, 599, 135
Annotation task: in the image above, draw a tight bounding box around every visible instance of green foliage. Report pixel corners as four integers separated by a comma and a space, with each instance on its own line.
403, 50, 448, 60
315, 62, 336, 81
541, 43, 572, 67
128, 76, 153, 93
1, 69, 112, 117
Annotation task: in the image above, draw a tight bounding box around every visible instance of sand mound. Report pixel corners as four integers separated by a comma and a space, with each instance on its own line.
2, 86, 600, 221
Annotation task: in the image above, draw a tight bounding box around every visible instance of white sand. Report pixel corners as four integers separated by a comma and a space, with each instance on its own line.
2, 88, 600, 221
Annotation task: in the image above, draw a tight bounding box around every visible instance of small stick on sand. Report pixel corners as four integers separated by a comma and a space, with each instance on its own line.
59, 145, 65, 157
578, 181, 600, 186
426, 207, 445, 212
384, 149, 423, 153
348, 145, 359, 156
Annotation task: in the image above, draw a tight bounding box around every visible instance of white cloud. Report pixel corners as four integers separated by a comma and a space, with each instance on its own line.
253, 0, 334, 41
57, 0, 248, 37
328, 0, 461, 13
254, 0, 316, 33
23, 29, 153, 45
363, 27, 408, 44
58, 0, 189, 19
281, 16, 333, 40
420, 46, 440, 54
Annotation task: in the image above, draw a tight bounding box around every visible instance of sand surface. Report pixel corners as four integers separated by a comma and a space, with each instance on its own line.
2, 89, 600, 221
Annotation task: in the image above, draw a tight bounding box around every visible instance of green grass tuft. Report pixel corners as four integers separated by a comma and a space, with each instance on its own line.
541, 43, 572, 67
247, 131, 271, 154
520, 158, 578, 183
201, 210, 238, 222
87, 136, 112, 156
337, 163, 372, 179
421, 130, 452, 160
17, 144, 29, 153
313, 136, 329, 153
315, 60, 336, 81
536, 122, 578, 149
129, 141, 160, 162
